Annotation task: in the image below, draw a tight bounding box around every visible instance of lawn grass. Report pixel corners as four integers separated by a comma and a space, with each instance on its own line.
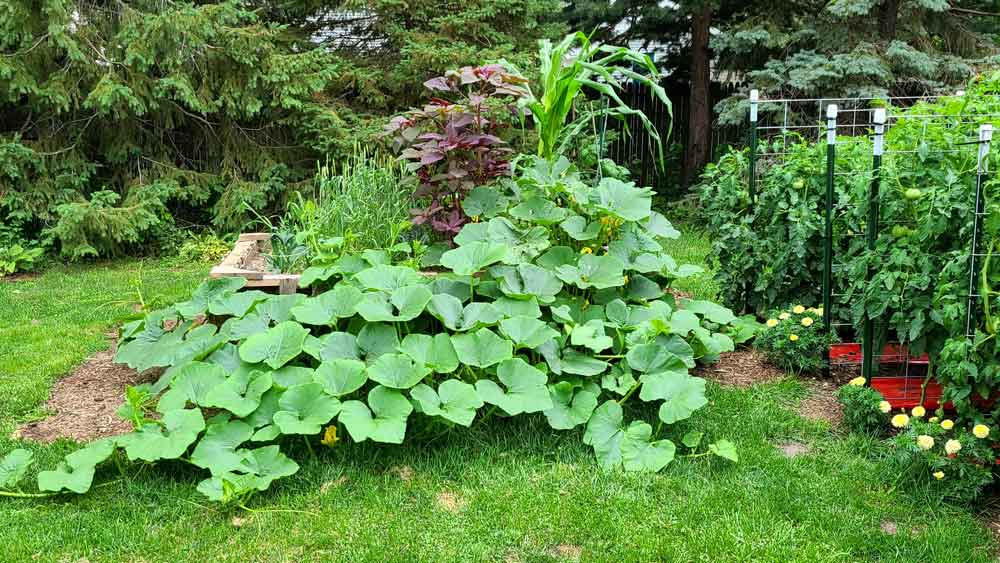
0, 233, 996, 562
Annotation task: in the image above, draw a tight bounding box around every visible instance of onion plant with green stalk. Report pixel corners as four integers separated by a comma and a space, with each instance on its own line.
504, 31, 672, 164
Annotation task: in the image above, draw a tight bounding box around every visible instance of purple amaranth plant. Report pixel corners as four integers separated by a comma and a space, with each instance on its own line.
386, 64, 528, 240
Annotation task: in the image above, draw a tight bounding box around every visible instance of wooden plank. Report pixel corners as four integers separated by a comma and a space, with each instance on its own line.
238, 232, 271, 242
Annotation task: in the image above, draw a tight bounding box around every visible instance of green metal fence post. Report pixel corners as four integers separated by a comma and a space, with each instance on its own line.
822, 104, 838, 377
967, 123, 993, 336
748, 89, 759, 205
862, 108, 886, 381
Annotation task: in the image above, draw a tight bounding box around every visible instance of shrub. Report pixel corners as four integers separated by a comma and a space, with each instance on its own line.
836, 378, 888, 435
177, 232, 234, 264
755, 305, 832, 374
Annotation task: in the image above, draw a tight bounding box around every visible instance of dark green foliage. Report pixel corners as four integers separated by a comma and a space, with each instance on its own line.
836, 382, 887, 436
755, 307, 832, 374
0, 1, 339, 257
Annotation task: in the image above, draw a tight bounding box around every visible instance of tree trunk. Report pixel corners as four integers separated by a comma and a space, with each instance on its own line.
879, 0, 899, 39
682, 6, 712, 190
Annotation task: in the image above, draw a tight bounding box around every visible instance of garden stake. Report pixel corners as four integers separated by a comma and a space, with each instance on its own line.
822, 104, 837, 378
862, 108, 886, 381
748, 89, 759, 206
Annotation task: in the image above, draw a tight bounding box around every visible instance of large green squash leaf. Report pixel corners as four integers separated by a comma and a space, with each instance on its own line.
410, 380, 483, 426
290, 285, 363, 325
594, 177, 652, 222
356, 285, 433, 322
38, 438, 116, 494
583, 400, 625, 470
543, 382, 598, 430
204, 370, 274, 418
356, 323, 399, 359
475, 358, 552, 415
427, 293, 503, 331
570, 319, 612, 352
313, 358, 367, 397
499, 316, 560, 350
451, 328, 513, 368
621, 421, 676, 472
338, 386, 413, 444
555, 254, 626, 289
398, 333, 459, 374
440, 241, 509, 275
354, 264, 425, 292
367, 353, 431, 389
208, 290, 270, 318
490, 264, 563, 303
190, 417, 254, 475
238, 321, 309, 369
156, 361, 228, 412
0, 449, 34, 489
272, 383, 341, 435
176, 278, 246, 318
303, 332, 360, 361
644, 373, 708, 424
120, 409, 205, 462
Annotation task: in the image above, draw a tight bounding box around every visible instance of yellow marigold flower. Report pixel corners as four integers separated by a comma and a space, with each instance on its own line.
891, 414, 910, 428
929, 416, 939, 423
789, 334, 799, 342
793, 305, 806, 314
879, 401, 891, 413
911, 406, 926, 418
933, 471, 945, 480
581, 247, 593, 254
814, 307, 824, 316
801, 317, 814, 327
849, 376, 866, 386
916, 435, 934, 450
779, 312, 791, 320
766, 318, 779, 328
940, 419, 955, 430
973, 424, 990, 439
944, 439, 962, 455
321, 425, 339, 447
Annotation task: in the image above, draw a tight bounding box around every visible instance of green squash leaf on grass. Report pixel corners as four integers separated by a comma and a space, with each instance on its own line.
38, 438, 116, 494
709, 440, 739, 462
583, 400, 625, 470
621, 421, 675, 472
0, 449, 34, 489
410, 380, 483, 426
272, 383, 342, 435
648, 374, 708, 424
238, 321, 309, 369
339, 386, 413, 444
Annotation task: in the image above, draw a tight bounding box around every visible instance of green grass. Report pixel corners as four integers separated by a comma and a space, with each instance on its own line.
0, 234, 996, 562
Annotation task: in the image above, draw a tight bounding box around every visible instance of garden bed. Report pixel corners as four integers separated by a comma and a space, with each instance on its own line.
209, 232, 300, 294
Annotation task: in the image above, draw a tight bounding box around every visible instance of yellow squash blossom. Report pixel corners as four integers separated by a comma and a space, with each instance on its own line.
789, 334, 799, 342
916, 435, 934, 450
940, 419, 955, 430
801, 317, 814, 327
944, 439, 962, 455
580, 247, 593, 254
766, 318, 779, 328
973, 424, 990, 439
933, 471, 945, 480
779, 312, 791, 320
891, 414, 910, 428
321, 425, 339, 447
879, 401, 891, 413
793, 305, 806, 314
911, 406, 926, 418
849, 376, 866, 386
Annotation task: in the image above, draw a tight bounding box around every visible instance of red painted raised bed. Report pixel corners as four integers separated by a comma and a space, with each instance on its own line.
830, 342, 937, 409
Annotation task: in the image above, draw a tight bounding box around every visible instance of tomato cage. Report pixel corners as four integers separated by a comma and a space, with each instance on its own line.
743, 90, 997, 409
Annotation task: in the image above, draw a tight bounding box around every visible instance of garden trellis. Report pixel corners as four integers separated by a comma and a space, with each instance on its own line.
743, 90, 997, 406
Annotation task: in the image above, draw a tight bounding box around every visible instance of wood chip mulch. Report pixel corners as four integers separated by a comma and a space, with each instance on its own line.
694, 349, 787, 388
13, 350, 157, 443
796, 380, 843, 425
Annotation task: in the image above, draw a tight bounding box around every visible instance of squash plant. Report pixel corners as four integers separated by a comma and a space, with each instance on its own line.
0, 157, 742, 504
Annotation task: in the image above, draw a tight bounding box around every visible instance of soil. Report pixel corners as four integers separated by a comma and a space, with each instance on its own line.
13, 350, 158, 443
694, 349, 787, 388
0, 272, 39, 283
436, 491, 467, 513
796, 380, 843, 425
776, 441, 811, 458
